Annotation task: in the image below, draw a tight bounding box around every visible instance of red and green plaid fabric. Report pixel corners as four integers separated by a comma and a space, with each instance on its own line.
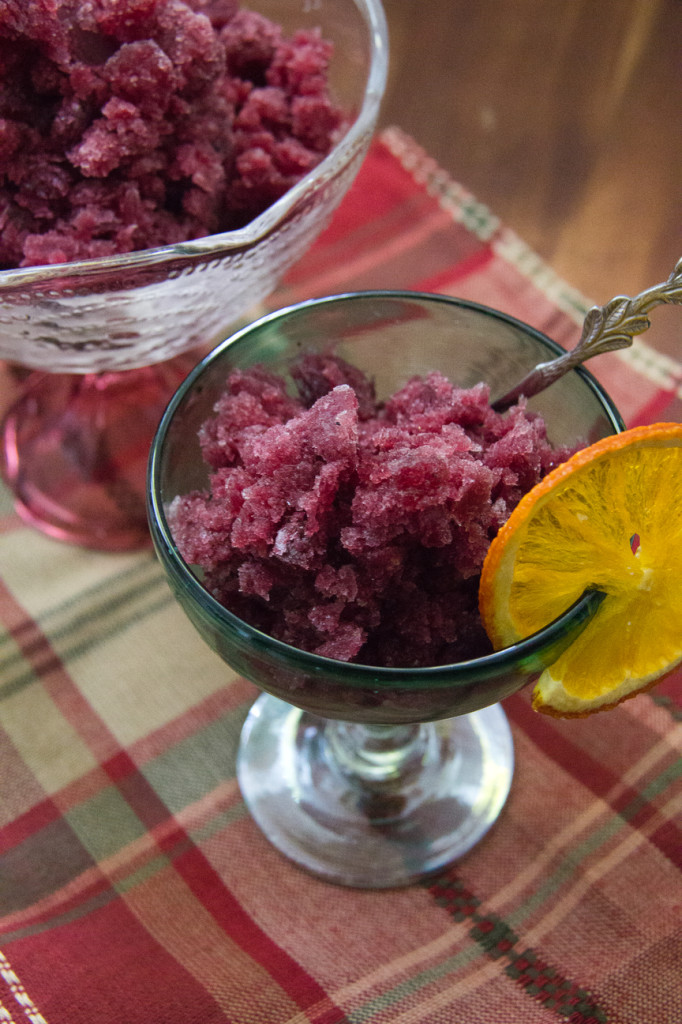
1, 128, 680, 1024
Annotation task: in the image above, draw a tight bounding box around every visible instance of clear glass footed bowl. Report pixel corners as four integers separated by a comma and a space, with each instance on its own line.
0, 0, 388, 550
147, 291, 624, 887
0, 0, 388, 375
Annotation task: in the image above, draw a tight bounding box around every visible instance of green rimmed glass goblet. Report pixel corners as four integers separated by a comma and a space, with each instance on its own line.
147, 291, 623, 887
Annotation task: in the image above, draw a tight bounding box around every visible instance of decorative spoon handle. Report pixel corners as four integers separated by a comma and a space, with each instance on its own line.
492, 256, 682, 412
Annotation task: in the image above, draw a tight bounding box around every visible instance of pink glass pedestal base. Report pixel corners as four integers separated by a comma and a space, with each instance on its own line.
1, 355, 197, 551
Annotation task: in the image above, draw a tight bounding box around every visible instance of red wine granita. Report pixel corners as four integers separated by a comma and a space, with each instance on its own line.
0, 0, 344, 269
168, 353, 578, 669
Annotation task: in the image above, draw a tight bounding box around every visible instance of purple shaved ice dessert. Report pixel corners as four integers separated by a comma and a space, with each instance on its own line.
0, 0, 344, 268
168, 354, 576, 669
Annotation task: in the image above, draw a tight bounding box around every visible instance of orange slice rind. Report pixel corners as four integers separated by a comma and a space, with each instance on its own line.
479, 422, 682, 717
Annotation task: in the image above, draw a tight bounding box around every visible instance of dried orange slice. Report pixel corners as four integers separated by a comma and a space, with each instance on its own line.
479, 422, 682, 717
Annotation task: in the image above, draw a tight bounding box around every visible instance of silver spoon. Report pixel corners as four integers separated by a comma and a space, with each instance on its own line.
492, 256, 682, 412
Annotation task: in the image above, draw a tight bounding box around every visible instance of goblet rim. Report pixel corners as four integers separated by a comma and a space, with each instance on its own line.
147, 288, 625, 691
0, 0, 389, 290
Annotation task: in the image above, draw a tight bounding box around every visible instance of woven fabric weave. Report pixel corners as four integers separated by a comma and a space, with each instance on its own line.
1, 128, 680, 1024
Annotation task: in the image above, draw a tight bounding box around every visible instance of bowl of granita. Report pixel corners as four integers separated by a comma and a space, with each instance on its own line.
147, 289, 624, 888
0, 0, 388, 549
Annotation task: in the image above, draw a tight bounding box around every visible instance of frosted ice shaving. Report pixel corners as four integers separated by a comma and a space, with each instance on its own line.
168, 354, 576, 668
0, 0, 344, 268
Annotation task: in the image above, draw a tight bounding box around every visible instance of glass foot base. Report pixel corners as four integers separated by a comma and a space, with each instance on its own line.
237, 694, 514, 888
1, 356, 195, 551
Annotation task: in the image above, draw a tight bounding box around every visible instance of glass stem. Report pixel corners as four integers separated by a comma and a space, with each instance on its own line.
324, 721, 431, 787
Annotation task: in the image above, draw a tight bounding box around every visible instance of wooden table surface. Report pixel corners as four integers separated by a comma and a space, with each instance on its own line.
379, 0, 682, 356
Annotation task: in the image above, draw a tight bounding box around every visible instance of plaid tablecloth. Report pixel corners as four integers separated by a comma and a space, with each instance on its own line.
1, 127, 680, 1024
